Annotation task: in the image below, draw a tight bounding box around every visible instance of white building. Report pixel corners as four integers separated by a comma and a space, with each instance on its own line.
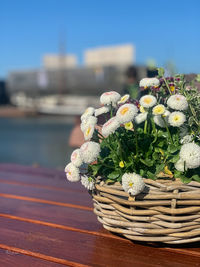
43, 54, 78, 69
84, 44, 135, 67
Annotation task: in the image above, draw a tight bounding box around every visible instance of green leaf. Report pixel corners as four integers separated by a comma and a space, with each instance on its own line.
174, 170, 182, 178
180, 176, 192, 184
157, 130, 168, 138
139, 169, 145, 176
140, 158, 153, 167
156, 163, 165, 174
155, 147, 161, 153
169, 154, 179, 163
168, 144, 178, 153
191, 175, 200, 182
152, 152, 159, 160
107, 171, 120, 179
90, 164, 101, 176
147, 171, 156, 180
158, 141, 164, 148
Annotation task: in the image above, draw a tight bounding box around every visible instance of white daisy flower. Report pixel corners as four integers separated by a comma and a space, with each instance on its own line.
153, 110, 170, 128
86, 116, 97, 126
180, 143, 200, 169
180, 135, 193, 144
80, 116, 97, 133
135, 112, 147, 124
95, 106, 110, 117
80, 141, 101, 164
65, 163, 80, 182
168, 111, 186, 127
80, 121, 87, 133
153, 104, 166, 115
81, 107, 95, 121
175, 158, 187, 172
70, 149, 83, 167
154, 115, 165, 128
139, 78, 149, 88
102, 116, 120, 136
118, 94, 130, 104
139, 78, 160, 88
122, 173, 145, 196
100, 91, 121, 106
81, 175, 95, 190
84, 124, 95, 141
139, 95, 157, 108
167, 94, 188, 111
116, 103, 138, 124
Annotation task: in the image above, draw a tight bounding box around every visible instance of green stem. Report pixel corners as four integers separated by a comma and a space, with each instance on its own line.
98, 131, 105, 140
110, 104, 113, 117
151, 117, 156, 134
135, 129, 139, 157
163, 77, 172, 95
144, 120, 148, 134
115, 133, 123, 160
161, 117, 173, 144
105, 136, 121, 161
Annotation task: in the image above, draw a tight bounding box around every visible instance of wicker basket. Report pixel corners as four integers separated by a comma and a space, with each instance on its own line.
92, 178, 200, 244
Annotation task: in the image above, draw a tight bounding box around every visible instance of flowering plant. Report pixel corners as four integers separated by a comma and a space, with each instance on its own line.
65, 68, 200, 196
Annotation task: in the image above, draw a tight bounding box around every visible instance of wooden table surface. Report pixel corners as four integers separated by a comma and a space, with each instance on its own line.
0, 164, 200, 267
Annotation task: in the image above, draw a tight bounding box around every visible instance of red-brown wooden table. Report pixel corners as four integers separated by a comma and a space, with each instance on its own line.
0, 164, 200, 266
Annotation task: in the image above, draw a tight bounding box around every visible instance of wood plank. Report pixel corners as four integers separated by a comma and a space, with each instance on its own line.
0, 168, 84, 192
0, 176, 83, 194
0, 182, 92, 208
0, 248, 63, 267
0, 178, 84, 196
0, 164, 84, 192
0, 198, 103, 233
0, 164, 65, 178
1, 198, 200, 257
0, 217, 200, 266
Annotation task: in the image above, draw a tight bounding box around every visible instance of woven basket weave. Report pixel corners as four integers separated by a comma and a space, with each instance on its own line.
92, 178, 200, 244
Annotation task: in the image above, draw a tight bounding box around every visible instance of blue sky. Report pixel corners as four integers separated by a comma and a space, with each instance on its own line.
1, 0, 200, 78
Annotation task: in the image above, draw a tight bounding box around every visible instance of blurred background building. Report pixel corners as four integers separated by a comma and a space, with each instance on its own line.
43, 54, 78, 69
6, 43, 147, 115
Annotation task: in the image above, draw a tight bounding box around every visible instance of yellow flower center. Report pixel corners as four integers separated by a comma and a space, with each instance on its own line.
153, 105, 165, 115
124, 121, 133, 130
120, 107, 129, 115
143, 97, 152, 104
85, 127, 91, 136
129, 182, 134, 187
119, 161, 125, 168
170, 86, 175, 92
68, 171, 71, 176
173, 115, 180, 121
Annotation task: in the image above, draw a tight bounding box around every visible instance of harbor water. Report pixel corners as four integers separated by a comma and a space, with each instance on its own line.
0, 117, 75, 169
